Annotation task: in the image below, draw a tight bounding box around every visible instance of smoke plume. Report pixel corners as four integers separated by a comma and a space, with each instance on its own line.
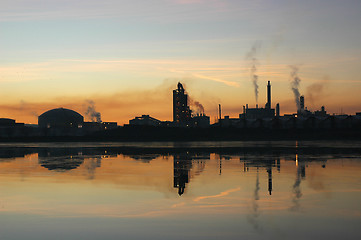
193, 101, 205, 114
188, 97, 205, 115
85, 100, 102, 122
19, 100, 38, 119
246, 43, 261, 103
289, 65, 302, 110
306, 75, 329, 106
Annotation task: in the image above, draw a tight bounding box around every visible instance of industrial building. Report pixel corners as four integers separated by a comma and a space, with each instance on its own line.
172, 82, 210, 127
240, 81, 278, 119
38, 108, 84, 129
38, 108, 85, 136
38, 108, 117, 136
129, 115, 162, 126
0, 118, 29, 138
173, 82, 192, 125
218, 81, 279, 127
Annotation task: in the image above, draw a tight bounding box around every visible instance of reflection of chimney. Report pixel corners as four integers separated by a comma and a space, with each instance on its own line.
266, 81, 271, 109
267, 167, 272, 195
300, 96, 304, 110
276, 103, 280, 117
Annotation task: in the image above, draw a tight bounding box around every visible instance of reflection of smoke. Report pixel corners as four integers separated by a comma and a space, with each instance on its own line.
289, 65, 301, 110
84, 157, 102, 180
254, 171, 260, 201
246, 43, 261, 103
247, 170, 262, 232
85, 100, 102, 122
290, 167, 302, 211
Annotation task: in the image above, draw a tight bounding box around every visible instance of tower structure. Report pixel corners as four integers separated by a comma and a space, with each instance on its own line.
300, 95, 305, 111
244, 81, 275, 119
266, 81, 271, 109
173, 82, 191, 124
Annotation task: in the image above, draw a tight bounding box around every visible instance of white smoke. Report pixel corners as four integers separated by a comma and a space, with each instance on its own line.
289, 65, 301, 110
246, 42, 262, 103
85, 100, 102, 122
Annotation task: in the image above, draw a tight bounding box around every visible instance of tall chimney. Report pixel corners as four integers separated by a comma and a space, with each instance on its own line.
300, 95, 304, 110
266, 81, 271, 109
218, 104, 222, 120
276, 103, 280, 117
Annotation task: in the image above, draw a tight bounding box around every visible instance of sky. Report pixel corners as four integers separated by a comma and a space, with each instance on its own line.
1, 0, 361, 124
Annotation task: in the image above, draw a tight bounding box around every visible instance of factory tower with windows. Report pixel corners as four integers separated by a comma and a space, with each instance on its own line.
173, 82, 192, 125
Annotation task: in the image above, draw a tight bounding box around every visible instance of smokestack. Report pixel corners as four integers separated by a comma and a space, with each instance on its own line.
256, 104, 258, 109
276, 103, 280, 117
246, 104, 249, 109
266, 81, 271, 109
243, 105, 246, 114
300, 96, 305, 110
218, 104, 222, 120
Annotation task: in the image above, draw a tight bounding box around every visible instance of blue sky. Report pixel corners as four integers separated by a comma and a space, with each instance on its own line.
1, 0, 361, 123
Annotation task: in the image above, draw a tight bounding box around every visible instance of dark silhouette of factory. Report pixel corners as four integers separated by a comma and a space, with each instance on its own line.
1, 81, 361, 140
129, 82, 210, 128
240, 81, 278, 119
173, 82, 192, 125
37, 107, 117, 136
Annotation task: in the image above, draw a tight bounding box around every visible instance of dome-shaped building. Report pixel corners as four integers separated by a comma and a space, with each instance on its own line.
38, 108, 84, 129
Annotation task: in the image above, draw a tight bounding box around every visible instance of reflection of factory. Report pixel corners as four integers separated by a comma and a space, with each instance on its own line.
125, 153, 160, 163
173, 152, 210, 195
240, 155, 280, 195
37, 147, 116, 172
0, 146, 35, 161
38, 147, 87, 171
38, 108, 117, 136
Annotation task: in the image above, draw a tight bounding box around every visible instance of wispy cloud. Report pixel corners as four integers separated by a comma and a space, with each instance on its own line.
193, 187, 241, 202
167, 68, 239, 87
0, 0, 246, 22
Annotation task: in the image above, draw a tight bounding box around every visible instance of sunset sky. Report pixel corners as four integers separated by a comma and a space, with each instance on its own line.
1, 0, 361, 124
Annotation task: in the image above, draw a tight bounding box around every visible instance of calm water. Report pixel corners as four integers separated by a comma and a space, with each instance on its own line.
0, 141, 360, 240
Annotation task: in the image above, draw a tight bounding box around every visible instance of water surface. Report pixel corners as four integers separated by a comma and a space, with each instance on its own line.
0, 141, 360, 240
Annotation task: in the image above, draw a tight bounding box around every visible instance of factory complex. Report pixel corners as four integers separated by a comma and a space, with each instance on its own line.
1, 81, 361, 139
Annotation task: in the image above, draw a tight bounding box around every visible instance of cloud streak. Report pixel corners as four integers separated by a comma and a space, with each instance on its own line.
193, 187, 241, 202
